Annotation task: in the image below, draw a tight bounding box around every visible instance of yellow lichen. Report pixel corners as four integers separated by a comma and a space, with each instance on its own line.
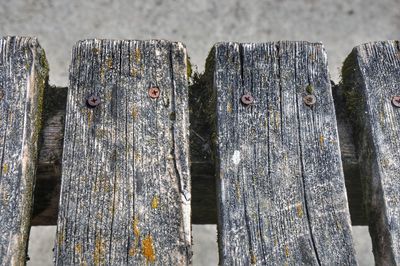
296, 203, 303, 218
135, 48, 141, 63
131, 67, 137, 77
58, 232, 64, 246
56, 231, 64, 253
151, 196, 159, 209
132, 106, 139, 120
106, 57, 113, 69
285, 245, 290, 257
92, 47, 99, 55
94, 236, 105, 265
2, 163, 8, 174
134, 151, 141, 162
129, 246, 136, 256
319, 135, 325, 148
227, 103, 232, 113
100, 67, 105, 83
75, 243, 82, 254
250, 252, 256, 264
235, 182, 241, 199
133, 217, 140, 238
142, 235, 156, 262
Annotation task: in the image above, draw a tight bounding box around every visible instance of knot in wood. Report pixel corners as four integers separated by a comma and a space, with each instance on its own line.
148, 86, 160, 99
86, 95, 101, 108
392, 96, 400, 108
303, 95, 316, 106
241, 93, 254, 106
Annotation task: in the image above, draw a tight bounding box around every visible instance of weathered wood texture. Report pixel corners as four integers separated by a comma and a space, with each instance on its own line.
211, 42, 357, 265
342, 41, 400, 265
0, 36, 47, 264
54, 40, 192, 265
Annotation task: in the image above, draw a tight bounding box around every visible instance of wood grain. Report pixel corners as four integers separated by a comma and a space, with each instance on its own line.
211, 42, 356, 265
0, 36, 47, 265
54, 39, 191, 265
342, 40, 400, 265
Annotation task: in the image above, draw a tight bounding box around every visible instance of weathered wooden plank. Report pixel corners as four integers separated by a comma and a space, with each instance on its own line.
342, 40, 400, 265
0, 36, 47, 264
210, 42, 356, 265
54, 39, 191, 265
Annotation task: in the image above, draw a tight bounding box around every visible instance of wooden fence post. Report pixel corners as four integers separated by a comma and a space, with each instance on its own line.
0, 36, 47, 264
342, 40, 400, 265
54, 39, 192, 265
207, 42, 356, 265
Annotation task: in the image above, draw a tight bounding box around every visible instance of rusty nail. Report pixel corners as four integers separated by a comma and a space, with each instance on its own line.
241, 93, 254, 106
392, 96, 400, 108
303, 95, 316, 106
148, 86, 160, 99
86, 95, 101, 108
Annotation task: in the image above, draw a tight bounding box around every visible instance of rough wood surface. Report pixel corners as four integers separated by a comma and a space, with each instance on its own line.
54, 39, 191, 265
0, 36, 47, 265
211, 42, 356, 265
342, 40, 400, 265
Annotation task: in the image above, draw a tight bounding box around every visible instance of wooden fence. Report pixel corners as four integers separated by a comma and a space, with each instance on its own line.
0, 36, 399, 265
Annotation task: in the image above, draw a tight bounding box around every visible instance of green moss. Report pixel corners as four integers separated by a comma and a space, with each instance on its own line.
188, 47, 216, 166
186, 56, 192, 80
169, 111, 176, 121
341, 51, 360, 115
305, 84, 314, 94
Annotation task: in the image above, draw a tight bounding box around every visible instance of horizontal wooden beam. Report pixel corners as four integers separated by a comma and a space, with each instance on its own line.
31, 81, 366, 226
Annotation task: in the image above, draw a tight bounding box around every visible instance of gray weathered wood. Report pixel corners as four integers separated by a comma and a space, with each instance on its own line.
54, 39, 191, 265
210, 42, 357, 265
0, 36, 47, 264
342, 40, 400, 265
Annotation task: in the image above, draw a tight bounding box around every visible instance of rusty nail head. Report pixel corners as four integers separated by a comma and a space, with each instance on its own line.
86, 95, 101, 108
303, 95, 316, 106
148, 86, 160, 99
241, 93, 254, 106
392, 96, 400, 108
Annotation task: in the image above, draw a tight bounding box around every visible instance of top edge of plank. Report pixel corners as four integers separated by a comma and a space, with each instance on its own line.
354, 40, 399, 48
213, 40, 324, 47
0, 36, 42, 48
74, 39, 187, 48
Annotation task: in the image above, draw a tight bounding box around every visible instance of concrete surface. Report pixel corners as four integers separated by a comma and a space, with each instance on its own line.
1, 0, 398, 264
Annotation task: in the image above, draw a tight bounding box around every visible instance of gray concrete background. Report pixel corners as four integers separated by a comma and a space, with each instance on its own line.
1, 0, 398, 265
